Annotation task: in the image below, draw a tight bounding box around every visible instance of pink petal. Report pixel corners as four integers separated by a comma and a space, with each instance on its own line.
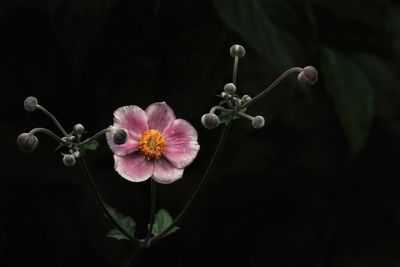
152, 157, 184, 184
106, 132, 138, 156
163, 119, 200, 168
145, 102, 176, 132
114, 153, 154, 182
113, 105, 148, 140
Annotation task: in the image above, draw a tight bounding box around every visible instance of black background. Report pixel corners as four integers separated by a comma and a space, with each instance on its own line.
2, 0, 400, 266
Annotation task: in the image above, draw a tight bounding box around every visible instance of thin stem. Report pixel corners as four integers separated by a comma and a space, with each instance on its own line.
36, 105, 69, 137
236, 112, 254, 121
78, 158, 143, 246
29, 127, 66, 145
77, 127, 111, 147
144, 179, 157, 246
232, 56, 239, 84
148, 124, 231, 246
210, 106, 234, 114
243, 67, 304, 108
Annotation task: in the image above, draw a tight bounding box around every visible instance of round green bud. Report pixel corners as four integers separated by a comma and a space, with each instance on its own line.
241, 95, 252, 104
17, 133, 39, 152
73, 124, 85, 135
230, 44, 246, 58
23, 96, 38, 112
252, 116, 265, 129
224, 83, 237, 95
201, 113, 220, 129
298, 66, 318, 85
63, 154, 76, 167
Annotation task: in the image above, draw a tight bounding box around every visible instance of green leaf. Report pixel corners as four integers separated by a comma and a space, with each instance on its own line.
85, 139, 99, 150
320, 47, 375, 156
151, 209, 180, 237
106, 229, 130, 241
104, 204, 136, 241
213, 0, 305, 71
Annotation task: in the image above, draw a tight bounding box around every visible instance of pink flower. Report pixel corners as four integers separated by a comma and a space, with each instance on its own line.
106, 102, 200, 184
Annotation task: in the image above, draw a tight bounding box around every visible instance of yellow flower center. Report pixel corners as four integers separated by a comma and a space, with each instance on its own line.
138, 129, 166, 160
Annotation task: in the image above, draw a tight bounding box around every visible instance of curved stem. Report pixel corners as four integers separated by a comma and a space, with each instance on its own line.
144, 179, 157, 246
236, 112, 254, 121
36, 105, 69, 137
210, 106, 234, 114
232, 56, 239, 85
77, 127, 111, 147
29, 127, 66, 145
148, 124, 231, 246
78, 158, 143, 246
242, 67, 304, 108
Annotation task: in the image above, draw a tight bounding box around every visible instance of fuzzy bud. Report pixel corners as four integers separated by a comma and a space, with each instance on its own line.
201, 113, 220, 129
73, 124, 85, 135
241, 95, 252, 104
113, 128, 128, 145
23, 96, 38, 112
17, 133, 39, 152
230, 44, 246, 58
63, 154, 76, 167
224, 83, 237, 95
298, 66, 318, 85
252, 116, 265, 129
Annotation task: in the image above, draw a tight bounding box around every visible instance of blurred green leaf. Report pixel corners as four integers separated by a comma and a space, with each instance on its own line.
105, 204, 136, 241
213, 0, 305, 71
84, 139, 99, 151
320, 47, 375, 156
106, 229, 130, 241
151, 209, 179, 237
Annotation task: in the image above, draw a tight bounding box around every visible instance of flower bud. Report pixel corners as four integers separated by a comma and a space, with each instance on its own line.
224, 83, 237, 95
73, 124, 85, 135
230, 44, 246, 58
201, 113, 220, 129
241, 94, 252, 104
17, 133, 39, 152
23, 96, 38, 112
113, 128, 128, 145
252, 116, 265, 129
63, 154, 76, 166
298, 66, 318, 85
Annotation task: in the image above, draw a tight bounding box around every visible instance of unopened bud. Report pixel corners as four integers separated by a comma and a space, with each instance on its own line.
23, 96, 38, 112
230, 44, 246, 58
224, 83, 237, 95
17, 133, 39, 152
113, 128, 128, 145
252, 116, 265, 129
73, 124, 85, 135
241, 95, 252, 104
298, 66, 318, 85
221, 92, 228, 99
63, 154, 76, 166
201, 113, 220, 129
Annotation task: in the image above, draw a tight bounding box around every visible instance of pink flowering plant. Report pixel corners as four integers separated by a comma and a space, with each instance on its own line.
17, 44, 317, 265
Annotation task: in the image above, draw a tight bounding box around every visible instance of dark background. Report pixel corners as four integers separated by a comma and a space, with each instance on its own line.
2, 0, 400, 266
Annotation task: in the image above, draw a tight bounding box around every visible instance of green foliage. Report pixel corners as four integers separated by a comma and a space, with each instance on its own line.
320, 47, 375, 156
84, 139, 99, 151
213, 0, 304, 71
105, 204, 136, 241
151, 209, 179, 237
213, 0, 399, 157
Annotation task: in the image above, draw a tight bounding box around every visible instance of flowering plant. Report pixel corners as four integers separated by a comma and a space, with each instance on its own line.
17, 44, 317, 265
